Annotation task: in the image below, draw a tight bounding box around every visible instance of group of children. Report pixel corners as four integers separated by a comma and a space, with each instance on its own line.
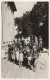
8, 35, 43, 70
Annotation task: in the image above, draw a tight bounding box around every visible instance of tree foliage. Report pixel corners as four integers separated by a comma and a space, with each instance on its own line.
15, 2, 49, 48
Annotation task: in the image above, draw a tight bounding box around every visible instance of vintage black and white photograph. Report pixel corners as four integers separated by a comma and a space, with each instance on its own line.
1, 1, 49, 78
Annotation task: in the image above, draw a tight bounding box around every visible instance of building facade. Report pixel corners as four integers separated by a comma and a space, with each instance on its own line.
1, 2, 17, 47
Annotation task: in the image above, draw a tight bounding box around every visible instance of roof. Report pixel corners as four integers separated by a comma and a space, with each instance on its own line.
7, 2, 17, 12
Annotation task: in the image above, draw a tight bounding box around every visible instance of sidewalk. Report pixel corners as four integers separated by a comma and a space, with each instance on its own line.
1, 48, 49, 78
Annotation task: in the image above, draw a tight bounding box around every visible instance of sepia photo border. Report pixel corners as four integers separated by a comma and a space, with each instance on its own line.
0, 0, 50, 80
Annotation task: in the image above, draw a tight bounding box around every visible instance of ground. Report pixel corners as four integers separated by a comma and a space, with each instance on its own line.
1, 48, 49, 79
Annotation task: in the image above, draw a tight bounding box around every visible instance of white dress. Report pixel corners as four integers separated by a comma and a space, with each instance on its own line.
16, 51, 19, 60
19, 53, 23, 61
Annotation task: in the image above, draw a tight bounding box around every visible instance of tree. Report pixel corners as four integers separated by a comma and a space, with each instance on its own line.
30, 2, 49, 48
15, 2, 49, 48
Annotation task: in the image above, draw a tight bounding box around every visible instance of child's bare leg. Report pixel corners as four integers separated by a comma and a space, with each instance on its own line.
21, 61, 22, 67
19, 61, 21, 67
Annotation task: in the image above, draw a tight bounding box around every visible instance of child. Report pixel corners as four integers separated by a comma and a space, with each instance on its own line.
32, 43, 37, 71
39, 36, 43, 52
15, 48, 19, 64
19, 45, 23, 67
23, 49, 28, 68
26, 46, 31, 68
33, 43, 37, 59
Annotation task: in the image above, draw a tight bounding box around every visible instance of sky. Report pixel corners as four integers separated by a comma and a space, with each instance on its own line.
14, 2, 37, 17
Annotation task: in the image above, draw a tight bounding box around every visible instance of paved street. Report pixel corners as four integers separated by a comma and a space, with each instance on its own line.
1, 49, 49, 79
